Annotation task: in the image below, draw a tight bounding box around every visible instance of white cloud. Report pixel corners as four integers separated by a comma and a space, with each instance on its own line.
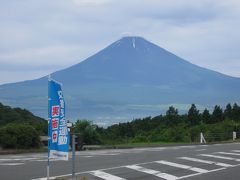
0, 70, 52, 85
72, 0, 112, 6
0, 45, 84, 66
0, 0, 240, 84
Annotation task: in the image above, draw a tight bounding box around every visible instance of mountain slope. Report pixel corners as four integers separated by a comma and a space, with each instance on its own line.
0, 36, 239, 124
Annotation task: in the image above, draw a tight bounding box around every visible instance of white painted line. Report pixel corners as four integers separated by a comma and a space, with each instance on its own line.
156, 160, 209, 173
232, 150, 240, 153
199, 154, 240, 161
126, 165, 178, 180
195, 149, 206, 152
90, 170, 126, 180
0, 157, 39, 161
32, 173, 73, 180
36, 159, 61, 162
178, 167, 226, 179
179, 157, 233, 167
33, 154, 230, 180
0, 163, 24, 166
0, 159, 12, 161
216, 152, 240, 156
35, 160, 47, 162
82, 156, 93, 158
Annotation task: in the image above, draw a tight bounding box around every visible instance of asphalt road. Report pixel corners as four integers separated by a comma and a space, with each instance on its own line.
1, 143, 240, 180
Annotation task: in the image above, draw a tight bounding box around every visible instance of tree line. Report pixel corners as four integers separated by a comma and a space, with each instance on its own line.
1, 102, 240, 149
74, 103, 240, 145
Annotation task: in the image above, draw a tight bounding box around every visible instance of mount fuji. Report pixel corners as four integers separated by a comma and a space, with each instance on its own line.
0, 37, 239, 125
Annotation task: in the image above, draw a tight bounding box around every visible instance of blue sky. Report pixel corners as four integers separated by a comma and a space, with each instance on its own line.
0, 0, 240, 84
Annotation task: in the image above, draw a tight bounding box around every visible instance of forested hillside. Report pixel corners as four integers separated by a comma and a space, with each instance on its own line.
0, 102, 47, 134
0, 102, 47, 149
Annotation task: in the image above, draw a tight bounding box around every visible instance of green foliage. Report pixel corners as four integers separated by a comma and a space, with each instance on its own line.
95, 103, 240, 145
231, 103, 240, 121
165, 106, 179, 126
188, 104, 200, 126
224, 103, 232, 119
211, 105, 224, 123
0, 102, 47, 149
0, 102, 47, 135
74, 120, 101, 145
0, 123, 41, 149
132, 133, 149, 143
201, 109, 211, 124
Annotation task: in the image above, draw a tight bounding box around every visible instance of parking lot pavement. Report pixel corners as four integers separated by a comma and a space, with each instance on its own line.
1, 143, 240, 180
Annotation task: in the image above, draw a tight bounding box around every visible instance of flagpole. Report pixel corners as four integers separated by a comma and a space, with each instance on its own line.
47, 74, 51, 180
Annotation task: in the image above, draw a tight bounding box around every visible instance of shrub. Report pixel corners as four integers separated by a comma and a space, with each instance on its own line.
0, 123, 41, 149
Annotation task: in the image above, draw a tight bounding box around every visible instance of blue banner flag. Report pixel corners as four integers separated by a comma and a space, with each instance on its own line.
48, 78, 69, 160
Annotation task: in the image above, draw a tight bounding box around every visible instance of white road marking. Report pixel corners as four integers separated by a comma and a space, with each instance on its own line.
216, 152, 240, 156
232, 150, 240, 153
35, 159, 61, 162
32, 144, 240, 180
179, 157, 233, 167
177, 167, 226, 179
0, 163, 24, 166
199, 154, 240, 161
195, 149, 206, 152
126, 165, 178, 180
82, 156, 93, 158
35, 160, 47, 162
90, 170, 126, 180
0, 157, 39, 161
156, 160, 209, 173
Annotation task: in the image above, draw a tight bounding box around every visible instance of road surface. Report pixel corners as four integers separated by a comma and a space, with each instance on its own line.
1, 143, 240, 180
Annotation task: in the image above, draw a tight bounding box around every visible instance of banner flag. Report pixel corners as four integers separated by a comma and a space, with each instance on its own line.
48, 78, 69, 160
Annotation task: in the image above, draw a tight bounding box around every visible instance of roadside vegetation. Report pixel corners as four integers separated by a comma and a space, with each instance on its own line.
1, 102, 240, 150
75, 103, 240, 146
0, 103, 47, 149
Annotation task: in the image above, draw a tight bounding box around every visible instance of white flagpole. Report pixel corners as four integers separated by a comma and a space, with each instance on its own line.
47, 74, 51, 180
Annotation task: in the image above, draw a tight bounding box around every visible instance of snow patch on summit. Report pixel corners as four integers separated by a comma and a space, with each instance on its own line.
132, 38, 136, 48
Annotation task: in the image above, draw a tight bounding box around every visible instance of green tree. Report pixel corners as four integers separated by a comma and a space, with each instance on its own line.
224, 103, 232, 119
232, 103, 240, 121
165, 106, 179, 126
74, 120, 101, 145
188, 104, 200, 126
201, 108, 211, 124
0, 124, 41, 149
211, 105, 223, 123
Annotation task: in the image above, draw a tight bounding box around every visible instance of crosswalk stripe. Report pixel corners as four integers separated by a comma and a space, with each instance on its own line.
126, 165, 178, 180
89, 170, 126, 180
216, 152, 240, 156
179, 157, 233, 167
200, 154, 240, 161
155, 160, 209, 173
